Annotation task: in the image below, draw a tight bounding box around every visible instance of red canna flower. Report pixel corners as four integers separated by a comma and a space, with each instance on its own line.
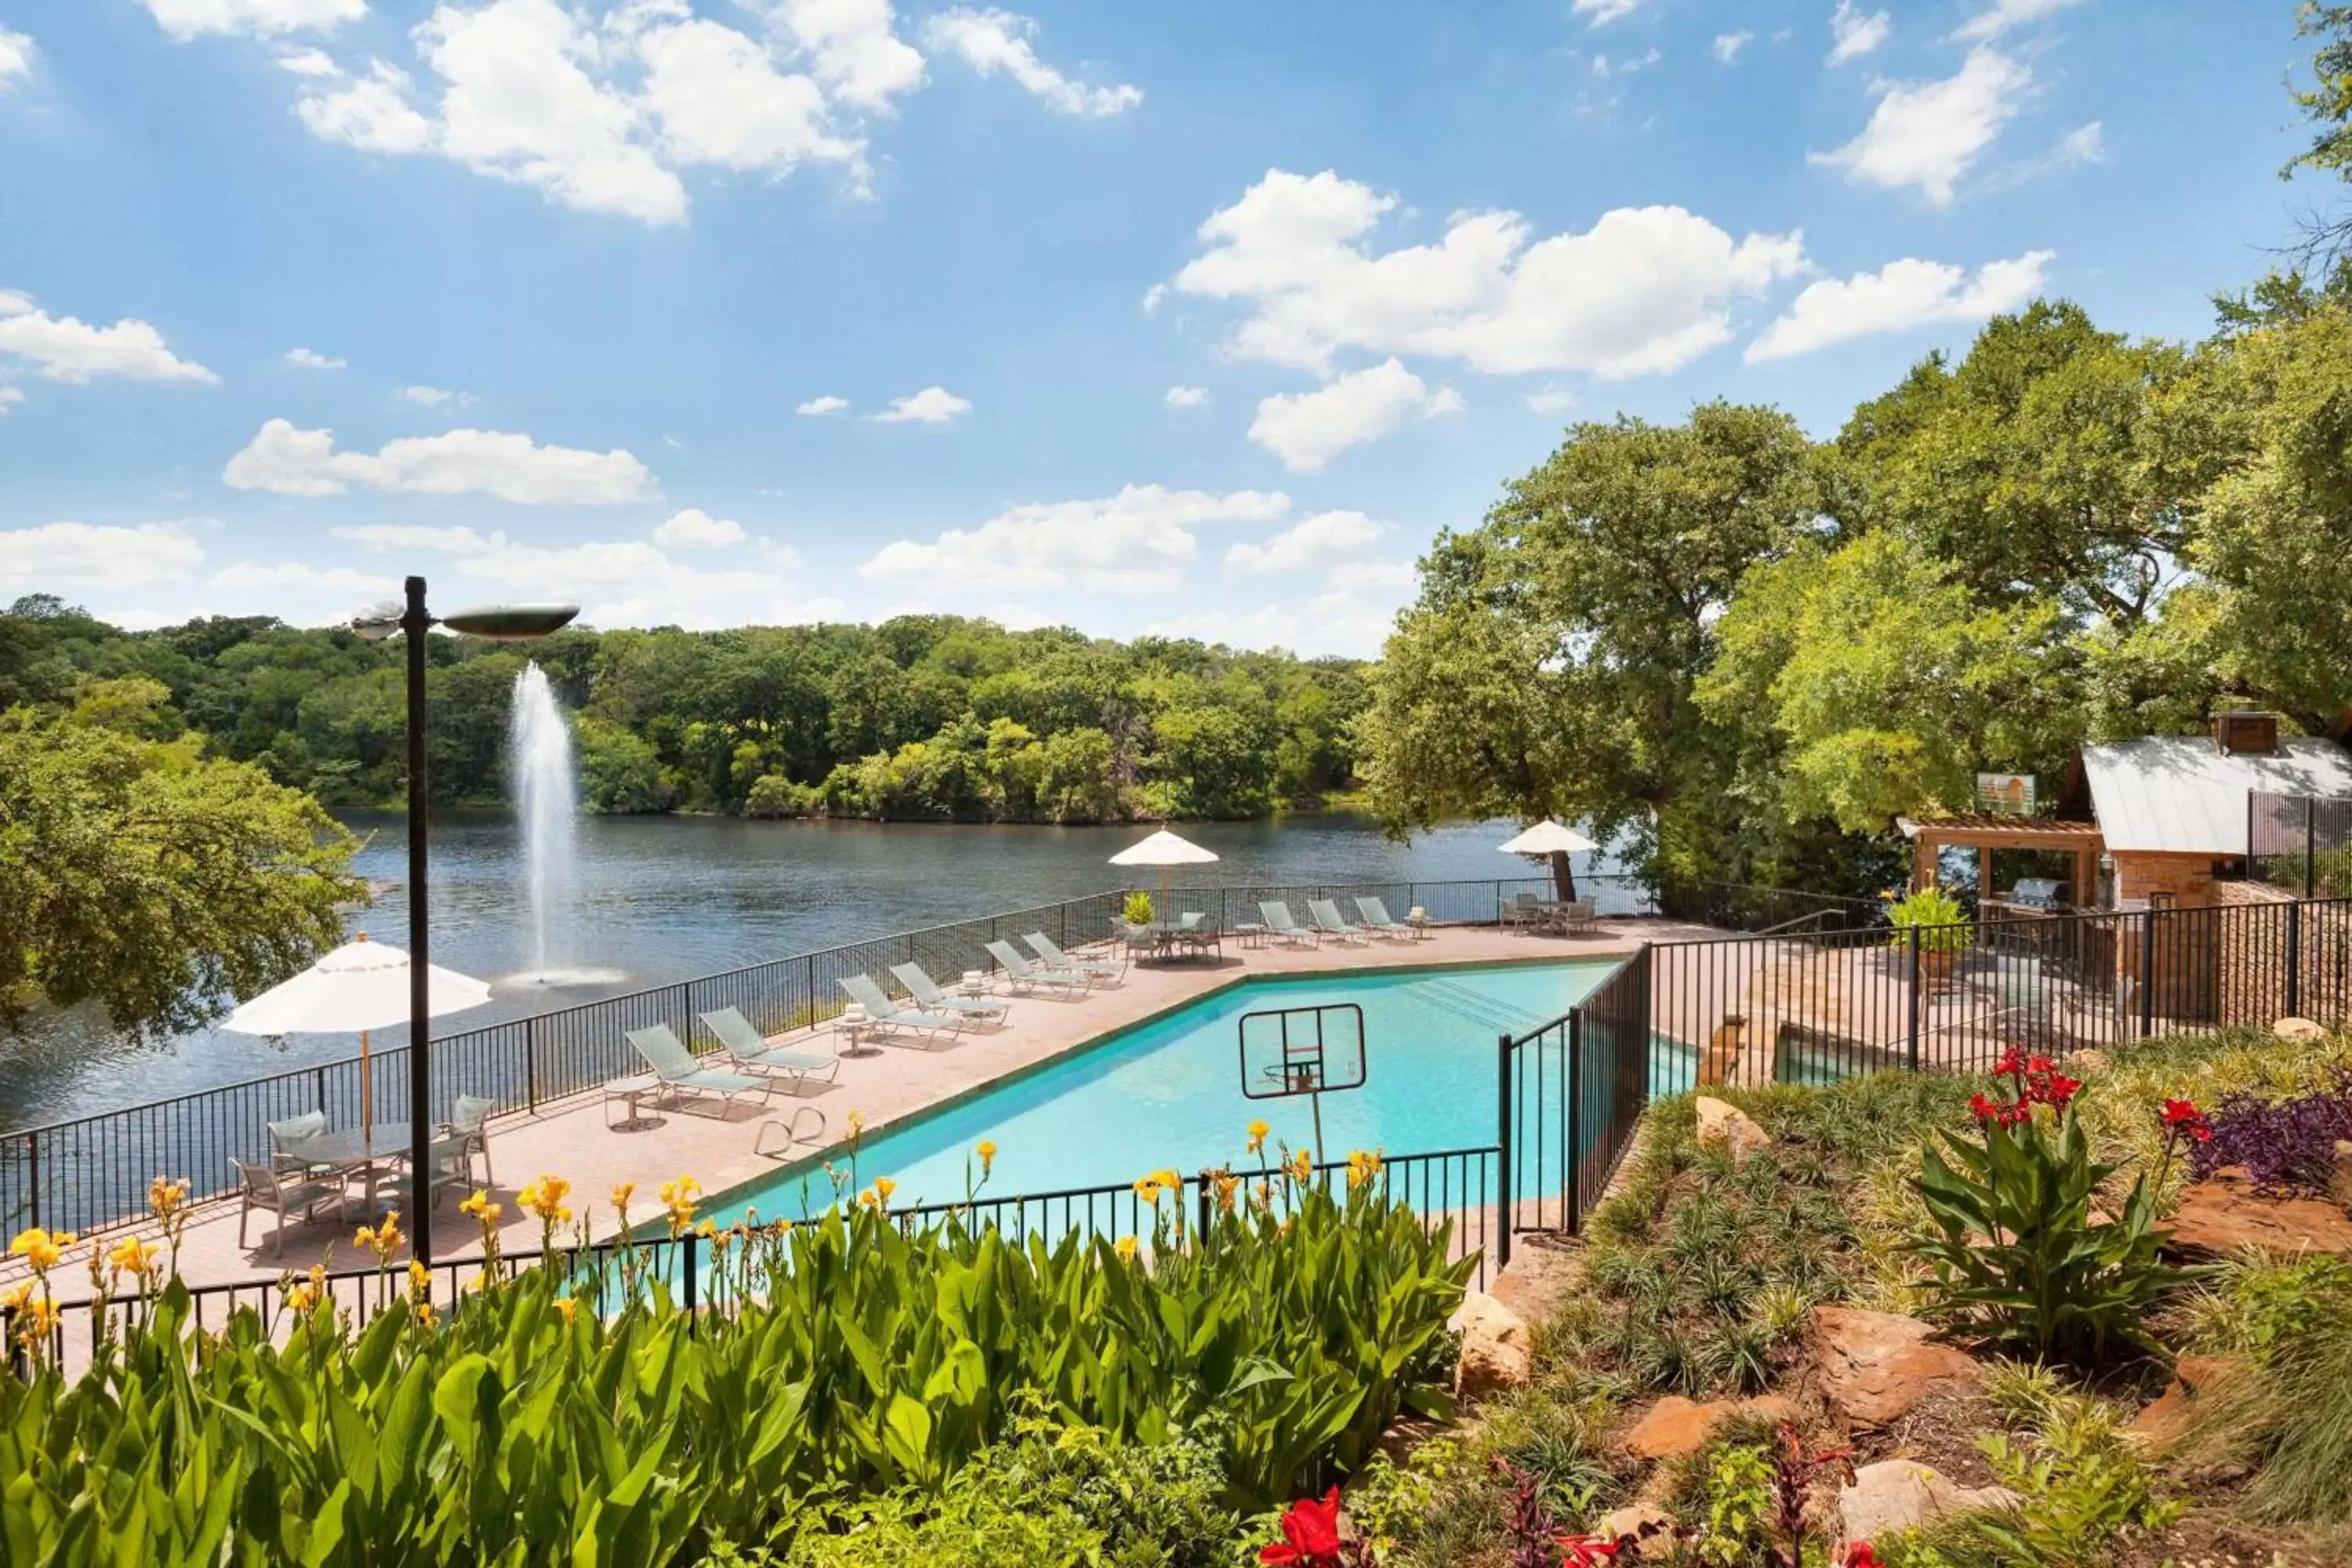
1261, 1489, 1345, 1567
1969, 1092, 1998, 1125
1555, 1534, 1621, 1566
2041, 1073, 2082, 1112
1993, 1045, 2027, 1080
1839, 1545, 1882, 1568
2161, 1098, 2203, 1125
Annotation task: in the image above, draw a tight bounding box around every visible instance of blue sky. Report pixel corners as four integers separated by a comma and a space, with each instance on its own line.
0, 0, 2318, 654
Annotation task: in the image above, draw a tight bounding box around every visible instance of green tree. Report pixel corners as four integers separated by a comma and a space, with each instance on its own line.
576, 716, 669, 814
0, 710, 361, 1039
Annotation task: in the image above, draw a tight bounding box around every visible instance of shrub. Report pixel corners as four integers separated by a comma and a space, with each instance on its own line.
0, 1178, 1468, 1560
1123, 891, 1156, 925
2175, 1295, 2352, 1526
1907, 1051, 2177, 1363
2188, 1071, 2352, 1194
1885, 886, 1969, 954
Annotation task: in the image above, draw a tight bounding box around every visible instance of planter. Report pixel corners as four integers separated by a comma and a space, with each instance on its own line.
1921, 947, 1959, 993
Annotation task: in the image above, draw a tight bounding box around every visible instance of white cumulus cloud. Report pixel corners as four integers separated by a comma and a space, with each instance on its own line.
1525, 386, 1577, 415
862, 484, 1289, 594
0, 27, 34, 89
1144, 590, 1400, 658
873, 386, 970, 423
922, 8, 1142, 117
1813, 47, 2031, 205
1170, 168, 1806, 379
1248, 359, 1460, 473
651, 507, 747, 548
775, 0, 925, 111
1953, 0, 2085, 42
1827, 0, 1889, 66
1571, 0, 1647, 27
795, 394, 849, 415
209, 560, 400, 596
400, 385, 471, 405
285, 347, 345, 369
0, 291, 218, 384
0, 522, 205, 590
1712, 31, 1752, 63
0, 388, 25, 415
1224, 510, 1389, 575
1163, 385, 1209, 409
223, 419, 659, 504
1745, 249, 2055, 361
138, 0, 363, 42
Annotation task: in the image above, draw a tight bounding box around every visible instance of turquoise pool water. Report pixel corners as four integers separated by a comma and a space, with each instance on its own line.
714, 960, 1628, 1222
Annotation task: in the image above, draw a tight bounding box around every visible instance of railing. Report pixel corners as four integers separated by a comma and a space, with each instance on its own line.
10, 1147, 1503, 1369
2249, 789, 2352, 898
0, 876, 1586, 1239
1501, 947, 1653, 1243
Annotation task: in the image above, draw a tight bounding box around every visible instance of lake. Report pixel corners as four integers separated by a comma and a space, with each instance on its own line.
0, 812, 1630, 1133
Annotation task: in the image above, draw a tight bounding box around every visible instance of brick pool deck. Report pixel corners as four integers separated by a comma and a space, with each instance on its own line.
14, 919, 1713, 1300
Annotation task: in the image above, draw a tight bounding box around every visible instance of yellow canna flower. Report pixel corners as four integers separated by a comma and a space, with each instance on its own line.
1289, 1149, 1313, 1185
976, 1140, 997, 1175
1247, 1120, 1269, 1156
522, 1174, 572, 1224
1346, 1149, 1385, 1192
2, 1281, 30, 1312
8, 1229, 68, 1273
552, 1294, 579, 1327
612, 1180, 636, 1212
1132, 1175, 1161, 1204
107, 1236, 157, 1283
148, 1176, 190, 1221
413, 1301, 439, 1330
408, 1258, 431, 1298
285, 1279, 320, 1315
1114, 1235, 1139, 1261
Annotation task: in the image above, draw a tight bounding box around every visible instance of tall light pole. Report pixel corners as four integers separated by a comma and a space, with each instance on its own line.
354, 577, 578, 1262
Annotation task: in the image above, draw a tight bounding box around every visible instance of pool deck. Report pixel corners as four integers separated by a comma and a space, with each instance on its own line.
15, 920, 1703, 1298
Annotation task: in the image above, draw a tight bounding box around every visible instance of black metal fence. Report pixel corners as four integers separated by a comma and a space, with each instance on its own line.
2250, 789, 2352, 898
1500, 946, 1653, 1242
0, 876, 1579, 1239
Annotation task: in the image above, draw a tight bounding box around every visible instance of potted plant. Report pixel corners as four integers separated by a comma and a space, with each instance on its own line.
1886, 884, 1970, 990
1123, 890, 1156, 927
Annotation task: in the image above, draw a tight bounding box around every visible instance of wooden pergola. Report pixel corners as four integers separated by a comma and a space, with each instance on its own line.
1896, 814, 2107, 909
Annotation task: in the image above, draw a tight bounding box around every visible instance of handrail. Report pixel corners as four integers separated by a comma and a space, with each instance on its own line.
1751, 907, 1846, 938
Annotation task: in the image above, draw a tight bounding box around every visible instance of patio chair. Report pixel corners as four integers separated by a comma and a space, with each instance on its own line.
1174, 913, 1222, 961
435, 1094, 495, 1188
1022, 932, 1123, 982
1258, 901, 1319, 948
984, 939, 1091, 996
1499, 892, 1546, 935
700, 1005, 846, 1088
1109, 919, 1159, 966
1354, 896, 1414, 939
1553, 898, 1599, 935
888, 963, 1014, 1023
838, 974, 967, 1042
230, 1157, 341, 1259
266, 1109, 328, 1174
624, 1024, 774, 1112
1308, 898, 1373, 946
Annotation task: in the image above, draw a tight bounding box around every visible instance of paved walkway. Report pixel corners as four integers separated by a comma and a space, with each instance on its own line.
13, 921, 1686, 1298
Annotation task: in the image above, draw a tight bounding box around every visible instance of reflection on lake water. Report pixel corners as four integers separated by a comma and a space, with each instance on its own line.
0, 812, 1623, 1132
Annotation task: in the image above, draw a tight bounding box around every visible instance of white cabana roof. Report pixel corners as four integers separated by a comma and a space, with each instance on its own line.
224, 935, 492, 1037
1109, 829, 1220, 867
1496, 819, 1599, 856
2080, 736, 2352, 856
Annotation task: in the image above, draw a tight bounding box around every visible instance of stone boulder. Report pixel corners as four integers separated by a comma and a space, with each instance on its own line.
2063, 1047, 2110, 1075
2274, 1016, 2326, 1043
1694, 1096, 1772, 1166
2167, 1170, 2352, 1258
1810, 1307, 1981, 1428
2332, 1141, 2352, 1210
1593, 1504, 1678, 1561
2129, 1354, 2242, 1449
1454, 1291, 1532, 1399
1838, 1460, 2019, 1544
1620, 1393, 1799, 1460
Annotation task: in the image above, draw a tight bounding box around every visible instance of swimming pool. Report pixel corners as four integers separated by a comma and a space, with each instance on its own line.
713, 959, 1629, 1224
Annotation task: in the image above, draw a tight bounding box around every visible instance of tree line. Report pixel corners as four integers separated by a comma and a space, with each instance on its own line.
1360, 5, 2352, 900
0, 606, 1370, 824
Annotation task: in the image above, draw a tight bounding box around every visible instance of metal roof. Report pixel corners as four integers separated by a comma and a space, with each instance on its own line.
2078, 736, 2352, 856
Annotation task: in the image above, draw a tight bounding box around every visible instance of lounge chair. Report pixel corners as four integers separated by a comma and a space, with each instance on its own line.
887, 964, 1013, 1023
1024, 932, 1122, 982
1308, 898, 1373, 946
230, 1157, 341, 1258
984, 939, 1091, 996
624, 1024, 773, 1112
839, 975, 967, 1042
700, 1006, 845, 1088
1259, 901, 1319, 948
1354, 896, 1414, 939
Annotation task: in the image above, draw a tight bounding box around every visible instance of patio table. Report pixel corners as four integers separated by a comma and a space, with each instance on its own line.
278, 1122, 415, 1218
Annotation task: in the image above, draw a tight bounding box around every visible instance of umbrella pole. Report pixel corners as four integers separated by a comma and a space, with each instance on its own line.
361, 1029, 372, 1154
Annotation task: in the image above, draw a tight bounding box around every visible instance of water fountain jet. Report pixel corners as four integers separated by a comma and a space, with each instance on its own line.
508, 662, 585, 985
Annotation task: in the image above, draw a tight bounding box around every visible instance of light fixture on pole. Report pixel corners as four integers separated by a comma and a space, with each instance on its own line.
351, 577, 578, 1264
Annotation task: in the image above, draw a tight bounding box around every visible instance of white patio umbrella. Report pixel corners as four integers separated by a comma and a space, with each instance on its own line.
224, 932, 493, 1145
1497, 818, 1599, 901
1109, 829, 1220, 922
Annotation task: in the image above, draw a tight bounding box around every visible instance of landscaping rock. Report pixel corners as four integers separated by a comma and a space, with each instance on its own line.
1810, 1307, 1981, 1428
1694, 1096, 1772, 1165
1621, 1394, 1798, 1459
2129, 1354, 2242, 1449
2332, 1141, 2352, 1210
1594, 1503, 1678, 1560
1838, 1460, 2019, 1544
1489, 1240, 1581, 1326
2274, 1015, 2326, 1043
2167, 1169, 2352, 1257
1454, 1291, 1532, 1399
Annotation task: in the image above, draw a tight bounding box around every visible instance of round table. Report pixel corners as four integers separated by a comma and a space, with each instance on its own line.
279, 1123, 416, 1217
